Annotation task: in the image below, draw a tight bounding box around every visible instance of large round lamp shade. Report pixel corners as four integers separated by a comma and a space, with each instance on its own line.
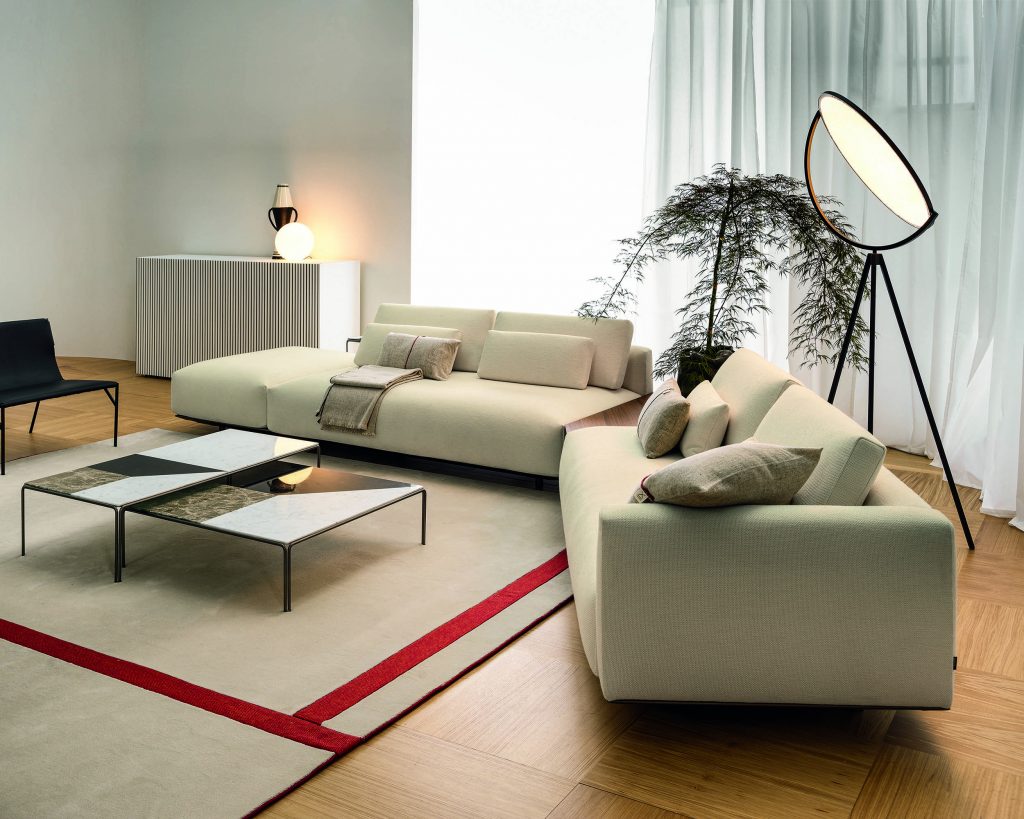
804, 91, 937, 250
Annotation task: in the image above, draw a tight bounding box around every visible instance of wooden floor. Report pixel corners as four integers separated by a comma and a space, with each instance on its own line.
5, 359, 1023, 818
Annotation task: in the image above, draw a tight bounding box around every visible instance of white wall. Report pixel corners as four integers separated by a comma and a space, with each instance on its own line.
412, 0, 653, 314
0, 1, 143, 359
0, 0, 413, 359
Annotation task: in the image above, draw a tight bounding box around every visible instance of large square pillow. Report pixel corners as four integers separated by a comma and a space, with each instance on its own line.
636, 379, 690, 458
631, 442, 821, 507
354, 323, 462, 366
679, 380, 729, 457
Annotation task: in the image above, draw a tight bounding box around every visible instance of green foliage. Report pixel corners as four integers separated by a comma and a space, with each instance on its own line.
577, 164, 868, 378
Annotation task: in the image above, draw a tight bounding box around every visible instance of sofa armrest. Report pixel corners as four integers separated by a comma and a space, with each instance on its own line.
622, 346, 653, 395
595, 503, 955, 707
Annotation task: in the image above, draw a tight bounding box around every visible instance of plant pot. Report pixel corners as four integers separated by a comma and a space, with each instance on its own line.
676, 345, 734, 396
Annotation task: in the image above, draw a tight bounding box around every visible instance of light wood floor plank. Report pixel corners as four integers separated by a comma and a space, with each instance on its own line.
264, 726, 573, 819
547, 785, 683, 818
852, 743, 1024, 818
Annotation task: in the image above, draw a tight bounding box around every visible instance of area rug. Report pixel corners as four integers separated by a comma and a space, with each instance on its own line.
0, 430, 572, 817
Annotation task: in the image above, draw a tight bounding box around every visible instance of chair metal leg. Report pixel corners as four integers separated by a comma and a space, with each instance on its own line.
29, 401, 40, 433
877, 256, 975, 550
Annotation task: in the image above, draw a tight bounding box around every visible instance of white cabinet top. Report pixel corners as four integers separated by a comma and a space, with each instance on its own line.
138, 255, 359, 264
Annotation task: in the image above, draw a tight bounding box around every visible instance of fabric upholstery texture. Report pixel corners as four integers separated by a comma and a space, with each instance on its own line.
679, 380, 730, 457
622, 346, 654, 396
559, 425, 955, 708
268, 370, 639, 477
377, 332, 461, 380
171, 347, 353, 428
476, 330, 595, 390
633, 442, 821, 507
373, 304, 496, 372
493, 312, 634, 389
754, 385, 886, 506
353, 324, 462, 368
711, 348, 799, 444
635, 380, 690, 457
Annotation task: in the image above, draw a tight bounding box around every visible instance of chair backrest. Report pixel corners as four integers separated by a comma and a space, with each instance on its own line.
0, 319, 62, 391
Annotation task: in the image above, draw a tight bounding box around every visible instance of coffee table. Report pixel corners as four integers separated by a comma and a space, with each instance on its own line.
133, 464, 426, 611
21, 429, 320, 581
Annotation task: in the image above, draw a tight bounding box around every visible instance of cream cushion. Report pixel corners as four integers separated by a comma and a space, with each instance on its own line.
171, 347, 353, 428
373, 304, 496, 372
477, 330, 594, 390
377, 332, 462, 380
679, 380, 729, 457
754, 384, 886, 505
268, 370, 640, 477
494, 312, 634, 389
711, 349, 799, 444
354, 323, 462, 367
636, 380, 690, 457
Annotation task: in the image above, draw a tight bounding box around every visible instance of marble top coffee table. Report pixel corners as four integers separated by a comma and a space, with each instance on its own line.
134, 465, 426, 611
21, 429, 320, 582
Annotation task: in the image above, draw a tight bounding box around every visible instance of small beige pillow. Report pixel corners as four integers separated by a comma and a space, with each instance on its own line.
377, 332, 461, 380
354, 323, 463, 366
477, 330, 595, 389
636, 380, 691, 458
631, 442, 821, 507
680, 380, 730, 457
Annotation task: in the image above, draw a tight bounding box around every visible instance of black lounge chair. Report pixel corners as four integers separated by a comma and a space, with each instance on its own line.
0, 318, 118, 475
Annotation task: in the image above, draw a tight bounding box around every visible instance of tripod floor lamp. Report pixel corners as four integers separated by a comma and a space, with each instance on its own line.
804, 90, 975, 550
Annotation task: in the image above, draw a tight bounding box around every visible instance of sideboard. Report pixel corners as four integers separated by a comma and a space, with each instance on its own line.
135, 255, 360, 377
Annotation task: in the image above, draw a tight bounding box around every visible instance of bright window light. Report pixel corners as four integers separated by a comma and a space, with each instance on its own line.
412, 0, 655, 314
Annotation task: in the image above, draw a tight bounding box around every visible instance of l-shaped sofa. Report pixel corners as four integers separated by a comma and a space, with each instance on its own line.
171, 304, 955, 709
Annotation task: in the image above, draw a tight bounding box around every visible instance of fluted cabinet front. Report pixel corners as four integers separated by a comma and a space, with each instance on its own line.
135, 255, 359, 377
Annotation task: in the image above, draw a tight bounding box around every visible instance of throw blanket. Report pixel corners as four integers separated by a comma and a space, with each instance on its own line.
317, 365, 422, 436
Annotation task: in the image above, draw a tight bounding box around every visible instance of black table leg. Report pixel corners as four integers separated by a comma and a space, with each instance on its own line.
283, 547, 292, 612
114, 509, 125, 582
421, 490, 427, 546
20, 485, 26, 556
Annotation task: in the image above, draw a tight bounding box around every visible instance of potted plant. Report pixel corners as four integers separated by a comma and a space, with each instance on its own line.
577, 164, 869, 394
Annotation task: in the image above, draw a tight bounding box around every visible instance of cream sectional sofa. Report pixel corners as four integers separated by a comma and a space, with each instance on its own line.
171, 304, 653, 478
560, 349, 956, 708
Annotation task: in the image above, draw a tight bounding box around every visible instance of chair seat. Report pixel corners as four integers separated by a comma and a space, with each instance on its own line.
0, 379, 117, 409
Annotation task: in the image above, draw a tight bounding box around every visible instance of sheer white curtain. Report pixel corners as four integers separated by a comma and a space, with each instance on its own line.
640, 0, 1024, 526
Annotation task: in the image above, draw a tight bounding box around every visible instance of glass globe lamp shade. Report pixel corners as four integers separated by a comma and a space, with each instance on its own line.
274, 222, 315, 261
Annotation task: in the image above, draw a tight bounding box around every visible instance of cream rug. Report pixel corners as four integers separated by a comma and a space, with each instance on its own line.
0, 430, 571, 817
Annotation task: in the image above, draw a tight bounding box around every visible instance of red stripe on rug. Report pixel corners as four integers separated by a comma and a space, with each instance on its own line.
0, 618, 358, 754
294, 549, 569, 724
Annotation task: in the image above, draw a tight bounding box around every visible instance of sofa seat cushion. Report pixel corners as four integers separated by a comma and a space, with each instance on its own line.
494, 312, 634, 390
267, 371, 640, 477
711, 349, 799, 444
753, 384, 886, 505
171, 347, 354, 428
373, 304, 496, 372
559, 426, 678, 671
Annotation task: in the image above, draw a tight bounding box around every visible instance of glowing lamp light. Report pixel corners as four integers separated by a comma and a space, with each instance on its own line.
274, 222, 315, 261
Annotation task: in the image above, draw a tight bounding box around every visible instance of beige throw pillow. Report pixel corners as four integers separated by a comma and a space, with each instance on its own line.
636, 380, 691, 458
354, 323, 463, 366
631, 442, 821, 507
679, 380, 730, 457
377, 332, 461, 380
476, 330, 595, 389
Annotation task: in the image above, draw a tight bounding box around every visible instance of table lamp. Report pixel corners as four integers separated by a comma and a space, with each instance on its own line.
804, 90, 974, 549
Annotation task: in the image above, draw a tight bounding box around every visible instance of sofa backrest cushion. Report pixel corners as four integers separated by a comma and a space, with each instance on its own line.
493, 312, 633, 389
753, 384, 886, 505
354, 323, 463, 367
477, 330, 595, 390
711, 349, 799, 444
373, 304, 497, 372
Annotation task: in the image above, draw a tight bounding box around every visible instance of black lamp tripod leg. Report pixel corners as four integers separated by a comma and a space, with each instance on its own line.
868, 264, 876, 433
877, 256, 975, 550
828, 253, 874, 403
